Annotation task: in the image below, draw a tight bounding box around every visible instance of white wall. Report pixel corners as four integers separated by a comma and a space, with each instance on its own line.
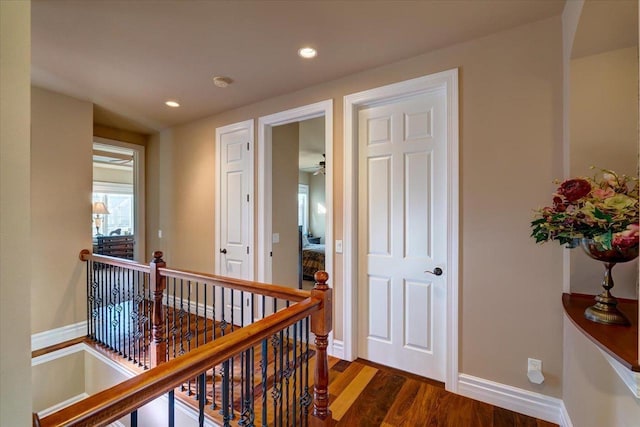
309, 172, 326, 243
0, 1, 32, 424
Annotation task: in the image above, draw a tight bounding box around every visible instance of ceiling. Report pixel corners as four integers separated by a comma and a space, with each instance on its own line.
572, 0, 638, 59
32, 0, 565, 134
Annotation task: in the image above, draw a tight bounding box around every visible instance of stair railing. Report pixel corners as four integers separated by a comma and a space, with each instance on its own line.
33, 250, 333, 427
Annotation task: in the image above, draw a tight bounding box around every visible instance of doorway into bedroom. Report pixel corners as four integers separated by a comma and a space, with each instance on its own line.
257, 100, 333, 292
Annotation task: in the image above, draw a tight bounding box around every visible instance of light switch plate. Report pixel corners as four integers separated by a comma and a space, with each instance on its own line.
335, 240, 343, 253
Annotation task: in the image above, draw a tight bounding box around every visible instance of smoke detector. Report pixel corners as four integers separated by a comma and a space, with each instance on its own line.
212, 76, 233, 88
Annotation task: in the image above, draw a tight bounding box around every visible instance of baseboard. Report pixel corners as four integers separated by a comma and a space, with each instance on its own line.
331, 339, 344, 359
32, 343, 85, 366
31, 321, 87, 351
457, 374, 567, 426
38, 393, 89, 418
559, 401, 573, 427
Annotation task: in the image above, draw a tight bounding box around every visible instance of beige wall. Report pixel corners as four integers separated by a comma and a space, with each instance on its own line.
147, 15, 565, 397
569, 46, 639, 298
94, 124, 148, 147
32, 352, 85, 413
31, 86, 93, 333
562, 318, 640, 426
0, 1, 33, 424
272, 123, 300, 287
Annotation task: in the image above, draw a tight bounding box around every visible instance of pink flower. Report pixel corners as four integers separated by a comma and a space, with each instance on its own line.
557, 178, 591, 202
592, 187, 615, 200
612, 224, 640, 248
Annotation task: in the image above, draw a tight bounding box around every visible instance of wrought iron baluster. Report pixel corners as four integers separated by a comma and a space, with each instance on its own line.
278, 329, 284, 427
284, 302, 291, 427
230, 290, 235, 418
168, 389, 175, 427
130, 409, 137, 427
198, 372, 206, 427
222, 359, 231, 427
261, 338, 268, 427
210, 284, 217, 410
145, 272, 153, 369
292, 321, 298, 427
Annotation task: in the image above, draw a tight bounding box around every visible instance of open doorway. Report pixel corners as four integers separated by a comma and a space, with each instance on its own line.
257, 101, 333, 291
92, 137, 145, 262
271, 117, 326, 290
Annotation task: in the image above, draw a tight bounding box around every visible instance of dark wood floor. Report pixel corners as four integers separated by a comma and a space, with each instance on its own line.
328, 358, 557, 427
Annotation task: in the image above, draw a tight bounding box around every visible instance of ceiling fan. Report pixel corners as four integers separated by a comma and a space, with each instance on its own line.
313, 154, 326, 176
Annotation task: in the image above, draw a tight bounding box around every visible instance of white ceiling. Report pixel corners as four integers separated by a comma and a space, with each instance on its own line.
32, 0, 565, 134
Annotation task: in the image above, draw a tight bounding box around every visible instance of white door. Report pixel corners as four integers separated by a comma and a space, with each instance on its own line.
358, 90, 447, 380
216, 120, 254, 326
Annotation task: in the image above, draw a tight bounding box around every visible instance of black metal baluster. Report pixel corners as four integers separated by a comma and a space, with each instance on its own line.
284, 301, 291, 427
127, 268, 132, 360
230, 290, 235, 418
302, 317, 311, 426
168, 389, 175, 427
278, 329, 284, 427
116, 266, 123, 355
198, 372, 206, 427
187, 280, 194, 397
211, 284, 217, 410
222, 359, 231, 427
145, 272, 153, 369
271, 332, 280, 427
108, 265, 114, 350
292, 320, 298, 427
261, 338, 268, 427
134, 270, 141, 366
130, 409, 137, 427
172, 277, 177, 360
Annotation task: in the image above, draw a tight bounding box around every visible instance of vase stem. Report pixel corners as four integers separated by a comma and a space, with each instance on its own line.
584, 261, 630, 326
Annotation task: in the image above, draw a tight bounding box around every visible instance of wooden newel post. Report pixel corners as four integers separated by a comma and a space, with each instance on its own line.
310, 271, 333, 427
149, 251, 167, 367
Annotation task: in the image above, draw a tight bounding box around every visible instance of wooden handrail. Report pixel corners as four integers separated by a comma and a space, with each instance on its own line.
79, 249, 150, 273
35, 297, 322, 427
79, 249, 312, 302
160, 267, 312, 302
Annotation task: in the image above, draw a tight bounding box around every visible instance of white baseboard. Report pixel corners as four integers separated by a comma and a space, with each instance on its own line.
457, 374, 569, 426
38, 393, 89, 418
31, 321, 87, 351
331, 339, 344, 359
559, 401, 573, 427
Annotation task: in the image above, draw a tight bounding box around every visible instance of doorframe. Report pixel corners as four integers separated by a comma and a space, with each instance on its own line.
93, 136, 146, 263
215, 119, 255, 280
257, 100, 333, 288
343, 69, 459, 391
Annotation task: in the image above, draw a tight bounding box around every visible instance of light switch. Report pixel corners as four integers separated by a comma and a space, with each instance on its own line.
335, 240, 343, 254
272, 233, 280, 244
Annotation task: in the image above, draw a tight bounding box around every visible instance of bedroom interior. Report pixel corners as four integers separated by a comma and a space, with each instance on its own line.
271, 116, 327, 291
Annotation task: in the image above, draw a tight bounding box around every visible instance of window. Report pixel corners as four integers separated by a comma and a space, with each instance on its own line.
92, 182, 134, 236
298, 184, 309, 235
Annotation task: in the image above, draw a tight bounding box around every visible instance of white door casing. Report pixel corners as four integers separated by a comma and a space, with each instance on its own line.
257, 100, 333, 286
358, 91, 446, 381
343, 69, 459, 390
215, 120, 254, 325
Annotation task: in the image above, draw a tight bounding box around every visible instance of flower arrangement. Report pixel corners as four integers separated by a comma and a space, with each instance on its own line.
530, 168, 639, 250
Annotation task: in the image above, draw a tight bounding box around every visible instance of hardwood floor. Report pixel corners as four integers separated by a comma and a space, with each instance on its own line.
37, 330, 558, 426
329, 359, 557, 427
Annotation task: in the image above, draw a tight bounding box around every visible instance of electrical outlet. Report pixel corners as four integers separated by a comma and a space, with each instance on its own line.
528, 358, 542, 372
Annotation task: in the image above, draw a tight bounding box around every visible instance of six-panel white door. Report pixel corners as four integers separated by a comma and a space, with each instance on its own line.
217, 122, 253, 326
357, 90, 447, 380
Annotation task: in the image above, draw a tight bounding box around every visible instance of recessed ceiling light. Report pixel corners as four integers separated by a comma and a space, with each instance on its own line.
212, 76, 233, 88
165, 100, 180, 108
298, 47, 317, 59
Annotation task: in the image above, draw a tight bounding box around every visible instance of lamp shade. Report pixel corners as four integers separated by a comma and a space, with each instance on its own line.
92, 201, 110, 215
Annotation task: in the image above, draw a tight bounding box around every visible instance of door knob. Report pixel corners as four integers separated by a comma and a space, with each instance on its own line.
220, 248, 227, 254
425, 267, 443, 276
